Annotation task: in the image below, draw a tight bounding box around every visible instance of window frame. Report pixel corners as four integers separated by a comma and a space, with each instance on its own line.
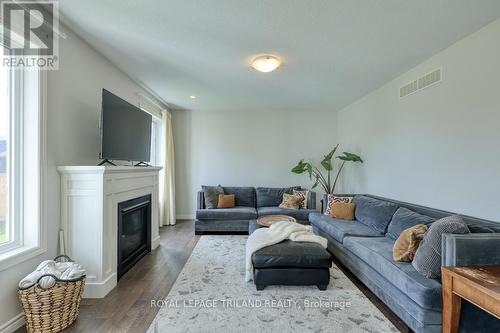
0, 53, 47, 270
149, 117, 162, 166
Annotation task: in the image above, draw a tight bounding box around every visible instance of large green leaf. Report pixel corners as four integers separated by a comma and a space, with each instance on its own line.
291, 159, 307, 174
306, 163, 313, 179
320, 145, 338, 171
337, 152, 363, 163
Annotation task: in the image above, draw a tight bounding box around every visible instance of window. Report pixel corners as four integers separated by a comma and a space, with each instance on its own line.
0, 44, 46, 269
0, 56, 8, 246
138, 94, 164, 167
149, 118, 162, 166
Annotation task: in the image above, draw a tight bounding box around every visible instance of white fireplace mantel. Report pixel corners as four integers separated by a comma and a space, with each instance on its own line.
58, 165, 162, 298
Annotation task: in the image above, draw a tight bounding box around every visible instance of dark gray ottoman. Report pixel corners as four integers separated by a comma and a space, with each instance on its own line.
249, 220, 332, 290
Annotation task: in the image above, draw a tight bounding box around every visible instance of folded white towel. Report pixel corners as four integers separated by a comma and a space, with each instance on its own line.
19, 260, 86, 289
60, 264, 85, 280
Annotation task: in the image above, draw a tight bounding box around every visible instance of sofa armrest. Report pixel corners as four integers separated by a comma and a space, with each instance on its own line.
321, 194, 328, 214
308, 191, 316, 210
197, 190, 205, 210
442, 233, 500, 267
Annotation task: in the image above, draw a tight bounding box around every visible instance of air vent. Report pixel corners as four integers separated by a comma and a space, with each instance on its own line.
400, 80, 418, 98
399, 67, 442, 98
418, 68, 441, 89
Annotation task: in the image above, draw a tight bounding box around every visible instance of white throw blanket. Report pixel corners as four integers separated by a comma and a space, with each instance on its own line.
19, 260, 86, 289
245, 221, 327, 282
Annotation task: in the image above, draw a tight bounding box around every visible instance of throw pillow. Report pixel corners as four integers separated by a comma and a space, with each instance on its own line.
330, 202, 356, 220
293, 189, 309, 209
217, 194, 235, 209
412, 215, 470, 278
324, 195, 352, 216
393, 224, 428, 262
202, 185, 224, 209
279, 193, 304, 210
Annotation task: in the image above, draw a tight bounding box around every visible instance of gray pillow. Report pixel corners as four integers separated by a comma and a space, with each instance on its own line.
202, 185, 224, 209
412, 215, 469, 278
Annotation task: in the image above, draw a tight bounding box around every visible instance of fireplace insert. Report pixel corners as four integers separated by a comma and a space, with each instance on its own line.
117, 194, 151, 279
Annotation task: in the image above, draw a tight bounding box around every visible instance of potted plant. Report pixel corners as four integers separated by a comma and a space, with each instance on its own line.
291, 144, 363, 194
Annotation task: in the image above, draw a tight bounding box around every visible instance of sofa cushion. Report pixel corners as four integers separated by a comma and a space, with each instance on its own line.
252, 240, 331, 269
343, 236, 443, 311
195, 219, 249, 233
292, 189, 310, 209
353, 195, 399, 234
393, 224, 428, 262
467, 223, 500, 233
257, 207, 317, 221
387, 207, 436, 240
412, 215, 470, 279
222, 187, 256, 207
201, 185, 224, 209
256, 186, 300, 207
309, 213, 383, 243
196, 207, 257, 220
330, 202, 356, 220
217, 194, 235, 208
278, 193, 303, 209
324, 194, 353, 216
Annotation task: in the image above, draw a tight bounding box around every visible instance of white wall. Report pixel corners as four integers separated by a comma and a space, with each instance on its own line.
0, 25, 164, 331
336, 17, 500, 222
173, 110, 338, 217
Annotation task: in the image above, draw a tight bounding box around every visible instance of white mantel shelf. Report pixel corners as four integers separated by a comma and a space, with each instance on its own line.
57, 165, 163, 174
58, 165, 162, 298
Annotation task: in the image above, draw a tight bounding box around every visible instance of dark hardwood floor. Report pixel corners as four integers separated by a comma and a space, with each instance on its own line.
16, 219, 410, 333
16, 219, 200, 333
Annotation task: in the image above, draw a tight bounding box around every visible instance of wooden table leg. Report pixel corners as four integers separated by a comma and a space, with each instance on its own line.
442, 271, 462, 333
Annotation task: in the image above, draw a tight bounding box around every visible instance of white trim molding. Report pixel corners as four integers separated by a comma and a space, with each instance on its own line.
58, 166, 162, 298
0, 65, 47, 271
0, 313, 24, 333
176, 214, 195, 220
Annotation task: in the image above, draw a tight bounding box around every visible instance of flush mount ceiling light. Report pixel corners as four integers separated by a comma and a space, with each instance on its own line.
190, 95, 196, 99
251, 55, 281, 73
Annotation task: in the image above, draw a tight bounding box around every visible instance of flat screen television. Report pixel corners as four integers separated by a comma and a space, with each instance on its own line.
100, 89, 152, 163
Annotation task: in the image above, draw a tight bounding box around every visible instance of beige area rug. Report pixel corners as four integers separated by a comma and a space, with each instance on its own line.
148, 235, 398, 333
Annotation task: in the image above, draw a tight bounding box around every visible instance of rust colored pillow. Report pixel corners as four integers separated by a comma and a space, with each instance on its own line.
330, 202, 356, 220
279, 193, 303, 210
393, 224, 428, 262
217, 194, 235, 208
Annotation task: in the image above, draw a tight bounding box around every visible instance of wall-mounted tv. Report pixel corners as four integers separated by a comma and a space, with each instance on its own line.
99, 89, 152, 163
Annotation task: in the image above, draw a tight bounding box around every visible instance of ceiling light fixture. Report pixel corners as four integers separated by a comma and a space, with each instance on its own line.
190, 95, 196, 99
251, 55, 281, 73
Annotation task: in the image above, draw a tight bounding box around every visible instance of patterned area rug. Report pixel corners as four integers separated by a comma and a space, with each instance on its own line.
148, 235, 398, 333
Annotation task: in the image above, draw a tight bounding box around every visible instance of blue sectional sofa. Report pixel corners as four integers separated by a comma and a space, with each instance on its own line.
195, 186, 319, 234
310, 194, 500, 333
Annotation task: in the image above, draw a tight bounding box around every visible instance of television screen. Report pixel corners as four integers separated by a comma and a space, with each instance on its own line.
100, 89, 152, 162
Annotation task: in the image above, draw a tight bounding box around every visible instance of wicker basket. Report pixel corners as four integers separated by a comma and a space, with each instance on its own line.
18, 255, 86, 333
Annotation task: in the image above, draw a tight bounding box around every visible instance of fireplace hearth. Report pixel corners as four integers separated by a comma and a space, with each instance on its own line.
117, 194, 152, 279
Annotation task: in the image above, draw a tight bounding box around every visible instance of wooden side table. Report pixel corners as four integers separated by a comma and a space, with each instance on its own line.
441, 266, 500, 333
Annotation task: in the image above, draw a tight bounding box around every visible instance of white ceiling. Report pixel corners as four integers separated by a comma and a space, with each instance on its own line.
59, 0, 500, 112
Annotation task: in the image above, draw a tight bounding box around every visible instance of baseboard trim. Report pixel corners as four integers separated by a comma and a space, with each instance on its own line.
82, 272, 117, 298
152, 235, 161, 249
0, 313, 24, 333
176, 214, 195, 220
